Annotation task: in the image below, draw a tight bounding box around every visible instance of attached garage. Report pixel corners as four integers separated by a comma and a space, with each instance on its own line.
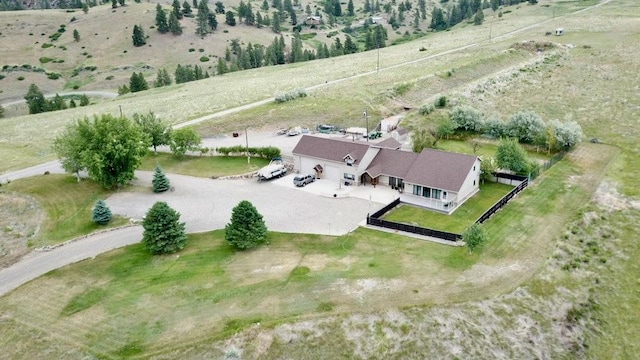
324, 165, 340, 181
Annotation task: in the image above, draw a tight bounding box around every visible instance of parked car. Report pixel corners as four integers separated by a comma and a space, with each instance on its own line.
287, 129, 300, 136
293, 174, 315, 187
276, 128, 288, 135
367, 131, 382, 139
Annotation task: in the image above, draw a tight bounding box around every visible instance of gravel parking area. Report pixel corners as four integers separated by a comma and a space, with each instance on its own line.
107, 171, 385, 236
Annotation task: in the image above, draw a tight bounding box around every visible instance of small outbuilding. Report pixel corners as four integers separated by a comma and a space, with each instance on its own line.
555, 28, 564, 36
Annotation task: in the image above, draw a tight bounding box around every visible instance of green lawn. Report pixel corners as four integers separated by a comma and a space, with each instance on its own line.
383, 182, 514, 233
2, 175, 128, 247
139, 153, 270, 178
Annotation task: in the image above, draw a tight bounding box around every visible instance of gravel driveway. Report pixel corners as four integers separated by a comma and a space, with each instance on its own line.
107, 171, 381, 236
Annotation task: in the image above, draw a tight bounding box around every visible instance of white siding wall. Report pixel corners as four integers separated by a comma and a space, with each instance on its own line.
295, 155, 362, 185
457, 158, 481, 204
400, 188, 458, 213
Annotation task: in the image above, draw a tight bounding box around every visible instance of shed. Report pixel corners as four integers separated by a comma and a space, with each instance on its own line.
555, 28, 564, 36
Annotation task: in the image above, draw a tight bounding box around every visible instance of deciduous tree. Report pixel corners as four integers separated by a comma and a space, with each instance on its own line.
53, 122, 86, 182
225, 200, 268, 250
133, 112, 171, 153
463, 223, 487, 253
143, 202, 187, 254
169, 127, 202, 157
507, 110, 545, 143
496, 138, 532, 175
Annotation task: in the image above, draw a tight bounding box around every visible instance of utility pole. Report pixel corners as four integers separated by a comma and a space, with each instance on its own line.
377, 44, 380, 72
364, 109, 369, 142
245, 128, 250, 164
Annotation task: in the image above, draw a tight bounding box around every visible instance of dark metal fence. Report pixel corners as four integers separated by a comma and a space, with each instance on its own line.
475, 177, 529, 224
529, 151, 566, 180
366, 198, 461, 242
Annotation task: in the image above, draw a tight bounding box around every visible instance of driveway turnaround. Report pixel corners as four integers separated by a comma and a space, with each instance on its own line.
107, 171, 385, 236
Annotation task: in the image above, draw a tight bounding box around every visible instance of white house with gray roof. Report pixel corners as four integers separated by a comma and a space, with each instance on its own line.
292, 135, 480, 214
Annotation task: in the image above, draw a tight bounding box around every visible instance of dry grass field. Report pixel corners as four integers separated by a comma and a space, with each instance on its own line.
1, 0, 639, 358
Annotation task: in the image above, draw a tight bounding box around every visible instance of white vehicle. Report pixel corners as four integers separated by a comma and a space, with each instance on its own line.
257, 163, 287, 181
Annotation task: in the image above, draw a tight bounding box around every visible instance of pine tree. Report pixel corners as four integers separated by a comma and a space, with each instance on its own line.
172, 0, 183, 19
73, 29, 80, 42
347, 0, 353, 16
132, 24, 146, 46
24, 84, 47, 114
156, 4, 170, 33
182, 0, 192, 16
152, 165, 171, 192
169, 11, 183, 34
92, 199, 112, 225
196, 0, 210, 35
143, 202, 187, 254
225, 10, 236, 25
208, 13, 218, 29
344, 35, 357, 54
225, 200, 268, 250
473, 8, 484, 25
130, 72, 149, 92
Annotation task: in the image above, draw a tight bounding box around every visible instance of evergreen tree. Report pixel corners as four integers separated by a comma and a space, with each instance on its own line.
143, 202, 187, 255
152, 165, 171, 192
79, 94, 90, 106
154, 68, 173, 87
333, 0, 341, 16
418, 0, 426, 19
172, 0, 183, 19
132, 24, 146, 46
491, 0, 499, 11
225, 200, 268, 250
92, 199, 112, 225
156, 4, 170, 33
225, 10, 236, 25
50, 93, 67, 110
118, 0, 124, 6
208, 12, 218, 29
344, 35, 357, 54
24, 84, 47, 114
261, 0, 268, 10
473, 8, 484, 25
69, 99, 77, 108
169, 11, 183, 34
216, 58, 229, 74
271, 11, 280, 32
214, 0, 225, 13
82, 2, 88, 13
196, 0, 210, 35
73, 29, 80, 42
111, 0, 117, 8
129, 72, 149, 92
182, 0, 192, 16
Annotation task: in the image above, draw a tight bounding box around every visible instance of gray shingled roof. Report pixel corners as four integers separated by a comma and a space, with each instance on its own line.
364, 148, 418, 178
292, 135, 370, 165
404, 148, 477, 192
373, 137, 402, 149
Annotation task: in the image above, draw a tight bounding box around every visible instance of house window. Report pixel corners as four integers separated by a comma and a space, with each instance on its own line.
413, 185, 421, 196
432, 189, 441, 199
473, 165, 476, 171
344, 173, 355, 181
442, 191, 447, 200
474, 180, 476, 186
422, 187, 430, 198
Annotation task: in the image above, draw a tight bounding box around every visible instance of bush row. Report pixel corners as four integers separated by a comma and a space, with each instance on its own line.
274, 88, 307, 103
215, 145, 281, 159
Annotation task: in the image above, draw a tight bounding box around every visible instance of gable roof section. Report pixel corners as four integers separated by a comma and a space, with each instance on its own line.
365, 148, 418, 178
292, 135, 370, 165
404, 148, 477, 192
373, 137, 402, 150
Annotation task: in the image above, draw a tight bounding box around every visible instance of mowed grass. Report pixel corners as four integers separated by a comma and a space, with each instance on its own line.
0, 228, 475, 358
139, 153, 269, 178
437, 139, 553, 162
2, 174, 128, 247
383, 182, 514, 233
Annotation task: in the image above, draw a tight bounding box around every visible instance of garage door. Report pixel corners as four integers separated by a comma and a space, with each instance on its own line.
324, 165, 340, 182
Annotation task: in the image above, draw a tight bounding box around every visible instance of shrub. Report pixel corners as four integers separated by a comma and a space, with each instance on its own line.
274, 88, 307, 103
17, 76, 25, 81
41, 43, 54, 48
496, 138, 533, 175
484, 116, 507, 138
434, 95, 448, 108
92, 199, 112, 225
551, 119, 583, 150
47, 72, 62, 80
419, 104, 435, 115
216, 146, 281, 159
199, 56, 209, 62
507, 111, 546, 143
39, 57, 54, 63
450, 105, 485, 133
464, 223, 487, 253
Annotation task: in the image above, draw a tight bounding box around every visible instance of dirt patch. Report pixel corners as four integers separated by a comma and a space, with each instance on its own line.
0, 191, 42, 267
330, 278, 405, 301
224, 248, 302, 286
511, 40, 556, 53
592, 180, 640, 211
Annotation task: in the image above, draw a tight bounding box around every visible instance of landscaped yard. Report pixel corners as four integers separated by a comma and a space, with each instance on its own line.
383, 181, 515, 234
139, 153, 270, 178
437, 139, 554, 162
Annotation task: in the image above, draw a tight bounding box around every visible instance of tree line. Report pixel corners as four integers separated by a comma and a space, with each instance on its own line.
24, 84, 90, 114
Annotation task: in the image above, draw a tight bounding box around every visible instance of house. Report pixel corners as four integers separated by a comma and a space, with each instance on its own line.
292, 135, 480, 213
379, 115, 403, 133
305, 16, 322, 26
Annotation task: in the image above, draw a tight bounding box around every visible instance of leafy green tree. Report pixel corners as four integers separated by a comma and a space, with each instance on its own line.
53, 122, 86, 182
225, 10, 236, 25
73, 29, 80, 42
169, 11, 183, 34
225, 200, 268, 250
169, 127, 202, 157
92, 199, 112, 225
76, 114, 150, 188
507, 110, 545, 143
450, 105, 485, 132
143, 202, 187, 254
496, 138, 532, 175
133, 112, 171, 154
411, 129, 433, 153
132, 24, 146, 46
24, 84, 47, 114
156, 4, 170, 33
463, 223, 487, 253
480, 156, 497, 183
152, 165, 171, 192
129, 72, 149, 92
